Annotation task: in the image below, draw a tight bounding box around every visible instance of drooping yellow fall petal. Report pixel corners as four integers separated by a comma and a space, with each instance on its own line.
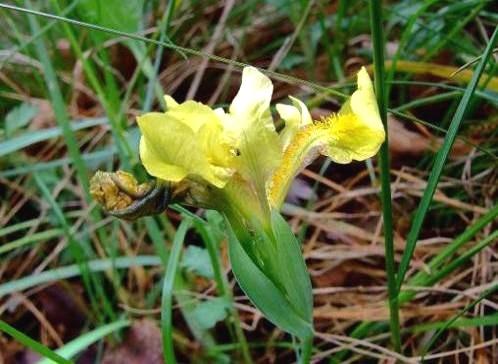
268, 67, 385, 207
137, 103, 235, 188
325, 66, 385, 163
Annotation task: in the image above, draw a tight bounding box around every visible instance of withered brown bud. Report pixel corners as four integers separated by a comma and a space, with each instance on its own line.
90, 170, 170, 220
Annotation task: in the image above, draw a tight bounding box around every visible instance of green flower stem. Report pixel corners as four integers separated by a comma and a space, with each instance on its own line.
368, 0, 402, 353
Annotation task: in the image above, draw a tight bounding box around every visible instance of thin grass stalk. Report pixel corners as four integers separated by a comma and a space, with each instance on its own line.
368, 0, 401, 353
397, 26, 498, 289
161, 219, 192, 364
25, 0, 89, 196
142, 0, 176, 111
0, 320, 70, 364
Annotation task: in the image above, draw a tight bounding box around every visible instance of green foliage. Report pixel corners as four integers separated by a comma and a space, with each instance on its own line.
4, 102, 38, 137
191, 297, 230, 330
76, 0, 144, 35
227, 210, 313, 340
181, 245, 214, 279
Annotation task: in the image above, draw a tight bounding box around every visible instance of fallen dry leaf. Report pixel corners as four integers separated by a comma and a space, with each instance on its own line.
387, 115, 433, 155
102, 319, 163, 364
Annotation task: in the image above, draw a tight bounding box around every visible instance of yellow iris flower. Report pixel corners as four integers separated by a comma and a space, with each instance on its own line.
137, 66, 384, 217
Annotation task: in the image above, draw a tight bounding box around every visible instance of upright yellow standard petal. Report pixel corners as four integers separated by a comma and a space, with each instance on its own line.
230, 66, 273, 121
276, 95, 312, 149
226, 67, 282, 190
137, 102, 235, 188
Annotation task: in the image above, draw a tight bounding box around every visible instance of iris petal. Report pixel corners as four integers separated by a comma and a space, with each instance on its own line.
137, 104, 234, 188
277, 95, 312, 149
268, 67, 385, 207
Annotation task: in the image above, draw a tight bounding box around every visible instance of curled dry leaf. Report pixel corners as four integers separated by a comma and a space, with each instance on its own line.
387, 114, 433, 155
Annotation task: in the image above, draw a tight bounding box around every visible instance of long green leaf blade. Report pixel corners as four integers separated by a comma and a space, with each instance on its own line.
397, 26, 498, 288
161, 219, 192, 364
0, 320, 71, 364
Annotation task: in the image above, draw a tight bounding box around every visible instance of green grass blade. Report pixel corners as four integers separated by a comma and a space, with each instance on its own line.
25, 1, 90, 195
193, 217, 253, 364
397, 26, 498, 288
0, 118, 107, 157
423, 230, 498, 287
401, 204, 498, 295
369, 0, 401, 353
161, 218, 192, 364
0, 256, 161, 297
0, 320, 71, 364
0, 149, 115, 178
38, 320, 130, 364
0, 228, 63, 255
412, 312, 498, 333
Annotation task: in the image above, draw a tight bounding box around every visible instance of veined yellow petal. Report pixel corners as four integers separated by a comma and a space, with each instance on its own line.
137, 110, 234, 188
226, 66, 282, 189
163, 95, 179, 110
165, 100, 220, 132
331, 66, 385, 162
230, 66, 273, 122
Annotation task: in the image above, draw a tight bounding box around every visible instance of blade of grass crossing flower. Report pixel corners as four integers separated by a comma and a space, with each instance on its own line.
0, 320, 71, 364
161, 218, 192, 364
368, 0, 401, 353
0, 3, 346, 99
397, 26, 498, 289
